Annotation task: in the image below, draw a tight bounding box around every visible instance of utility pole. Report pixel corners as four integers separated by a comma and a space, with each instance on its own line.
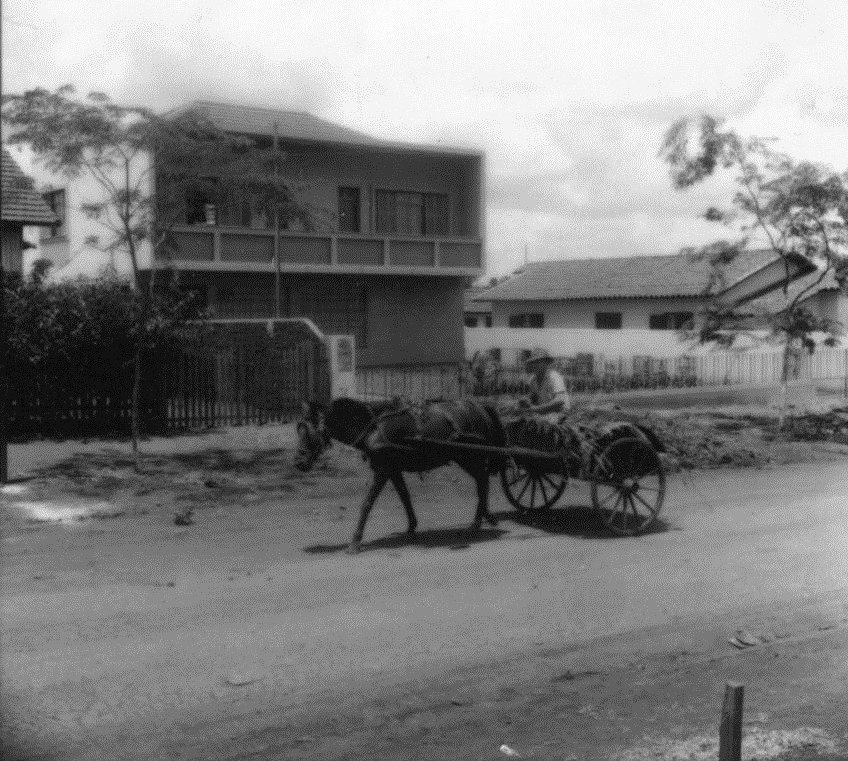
0, 255, 8, 484
273, 122, 281, 319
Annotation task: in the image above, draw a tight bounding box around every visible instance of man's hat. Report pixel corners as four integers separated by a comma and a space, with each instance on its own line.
525, 347, 554, 365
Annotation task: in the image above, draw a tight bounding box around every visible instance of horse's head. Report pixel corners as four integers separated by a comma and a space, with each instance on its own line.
294, 401, 332, 471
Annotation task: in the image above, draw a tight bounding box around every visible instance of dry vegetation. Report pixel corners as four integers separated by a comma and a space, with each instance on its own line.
575, 402, 848, 471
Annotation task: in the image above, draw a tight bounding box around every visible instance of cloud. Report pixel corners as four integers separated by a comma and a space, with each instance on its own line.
3, 0, 847, 279
113, 38, 337, 114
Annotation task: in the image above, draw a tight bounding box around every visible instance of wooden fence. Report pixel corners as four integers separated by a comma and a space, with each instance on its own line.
357, 364, 463, 402
6, 320, 330, 439
160, 339, 325, 431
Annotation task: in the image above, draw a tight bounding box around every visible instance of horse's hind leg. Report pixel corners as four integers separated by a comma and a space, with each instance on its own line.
471, 469, 496, 530
389, 471, 417, 536
348, 470, 389, 554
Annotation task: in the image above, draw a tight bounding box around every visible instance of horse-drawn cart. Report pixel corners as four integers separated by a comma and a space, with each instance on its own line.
405, 414, 666, 537
296, 397, 667, 550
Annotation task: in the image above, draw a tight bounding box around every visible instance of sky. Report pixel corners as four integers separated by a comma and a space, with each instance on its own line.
3, 0, 847, 277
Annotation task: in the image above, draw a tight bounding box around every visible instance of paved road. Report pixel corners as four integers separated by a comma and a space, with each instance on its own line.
2, 459, 847, 759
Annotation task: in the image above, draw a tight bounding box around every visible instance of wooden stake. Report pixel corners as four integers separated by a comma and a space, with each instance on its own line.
719, 682, 744, 761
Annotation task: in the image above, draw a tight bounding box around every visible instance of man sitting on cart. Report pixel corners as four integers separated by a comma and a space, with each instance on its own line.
518, 347, 571, 422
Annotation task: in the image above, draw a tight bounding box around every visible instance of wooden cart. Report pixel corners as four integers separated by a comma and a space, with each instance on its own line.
406, 418, 666, 537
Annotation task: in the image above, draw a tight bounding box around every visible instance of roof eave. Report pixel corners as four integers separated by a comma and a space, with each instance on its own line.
1, 214, 59, 226
478, 292, 702, 303
245, 133, 482, 158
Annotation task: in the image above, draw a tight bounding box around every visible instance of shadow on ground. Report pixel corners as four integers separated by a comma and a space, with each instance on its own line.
303, 526, 507, 554
498, 505, 672, 538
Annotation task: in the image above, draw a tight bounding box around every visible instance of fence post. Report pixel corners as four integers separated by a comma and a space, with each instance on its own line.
719, 682, 744, 761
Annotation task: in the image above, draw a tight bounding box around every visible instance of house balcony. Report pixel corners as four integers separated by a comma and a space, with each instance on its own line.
158, 225, 483, 276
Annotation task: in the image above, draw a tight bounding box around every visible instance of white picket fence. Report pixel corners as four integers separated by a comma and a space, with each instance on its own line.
356, 347, 848, 402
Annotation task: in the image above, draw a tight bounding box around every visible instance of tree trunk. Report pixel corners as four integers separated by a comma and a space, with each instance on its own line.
778, 341, 791, 431
131, 344, 143, 456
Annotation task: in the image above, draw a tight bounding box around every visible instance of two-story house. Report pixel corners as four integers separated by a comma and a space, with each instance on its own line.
39, 101, 485, 369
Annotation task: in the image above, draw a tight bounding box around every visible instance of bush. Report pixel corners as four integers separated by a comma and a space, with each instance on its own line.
3, 267, 205, 437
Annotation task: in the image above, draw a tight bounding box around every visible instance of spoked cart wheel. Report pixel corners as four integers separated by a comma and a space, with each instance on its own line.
590, 437, 665, 536
500, 456, 568, 514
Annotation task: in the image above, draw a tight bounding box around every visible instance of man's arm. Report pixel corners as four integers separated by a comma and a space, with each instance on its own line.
526, 370, 570, 414
526, 397, 566, 415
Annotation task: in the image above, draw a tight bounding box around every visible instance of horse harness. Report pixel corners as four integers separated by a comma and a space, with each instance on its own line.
348, 400, 488, 452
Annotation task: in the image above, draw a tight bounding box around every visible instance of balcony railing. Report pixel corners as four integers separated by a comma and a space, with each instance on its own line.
161, 225, 483, 273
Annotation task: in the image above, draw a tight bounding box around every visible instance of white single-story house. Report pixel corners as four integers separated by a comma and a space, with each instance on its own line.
473, 250, 816, 331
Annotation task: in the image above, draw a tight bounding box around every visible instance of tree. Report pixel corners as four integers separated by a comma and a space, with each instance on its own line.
2, 86, 310, 452
660, 115, 848, 426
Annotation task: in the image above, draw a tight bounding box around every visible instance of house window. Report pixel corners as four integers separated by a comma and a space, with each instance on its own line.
338, 187, 361, 233
186, 187, 217, 225
509, 313, 545, 328
465, 312, 492, 328
41, 189, 67, 239
595, 312, 622, 329
649, 312, 694, 330
375, 190, 449, 236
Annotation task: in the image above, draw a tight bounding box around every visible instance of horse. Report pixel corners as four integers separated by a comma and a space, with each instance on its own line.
295, 397, 507, 553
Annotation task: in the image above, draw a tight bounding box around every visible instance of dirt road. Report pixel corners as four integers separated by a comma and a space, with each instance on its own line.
2, 441, 848, 760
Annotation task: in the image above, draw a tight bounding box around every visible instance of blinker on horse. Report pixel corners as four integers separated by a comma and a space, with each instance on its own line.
295, 397, 506, 554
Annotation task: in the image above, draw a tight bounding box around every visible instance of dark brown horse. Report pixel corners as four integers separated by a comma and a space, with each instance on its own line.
295, 397, 506, 553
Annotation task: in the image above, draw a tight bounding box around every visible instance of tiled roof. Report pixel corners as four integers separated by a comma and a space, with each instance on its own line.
1, 148, 58, 225
745, 268, 843, 313
177, 100, 379, 145
475, 250, 800, 302
170, 101, 480, 156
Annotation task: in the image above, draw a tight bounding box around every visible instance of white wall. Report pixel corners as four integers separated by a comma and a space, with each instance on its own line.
465, 326, 848, 365
35, 149, 154, 280
490, 297, 704, 329
466, 327, 703, 364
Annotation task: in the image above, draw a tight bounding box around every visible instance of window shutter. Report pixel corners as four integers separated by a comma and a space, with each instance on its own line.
375, 190, 394, 234
424, 194, 449, 235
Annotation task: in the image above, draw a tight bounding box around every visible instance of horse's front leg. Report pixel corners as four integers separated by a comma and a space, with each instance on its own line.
388, 471, 417, 536
347, 469, 389, 554
471, 469, 496, 530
